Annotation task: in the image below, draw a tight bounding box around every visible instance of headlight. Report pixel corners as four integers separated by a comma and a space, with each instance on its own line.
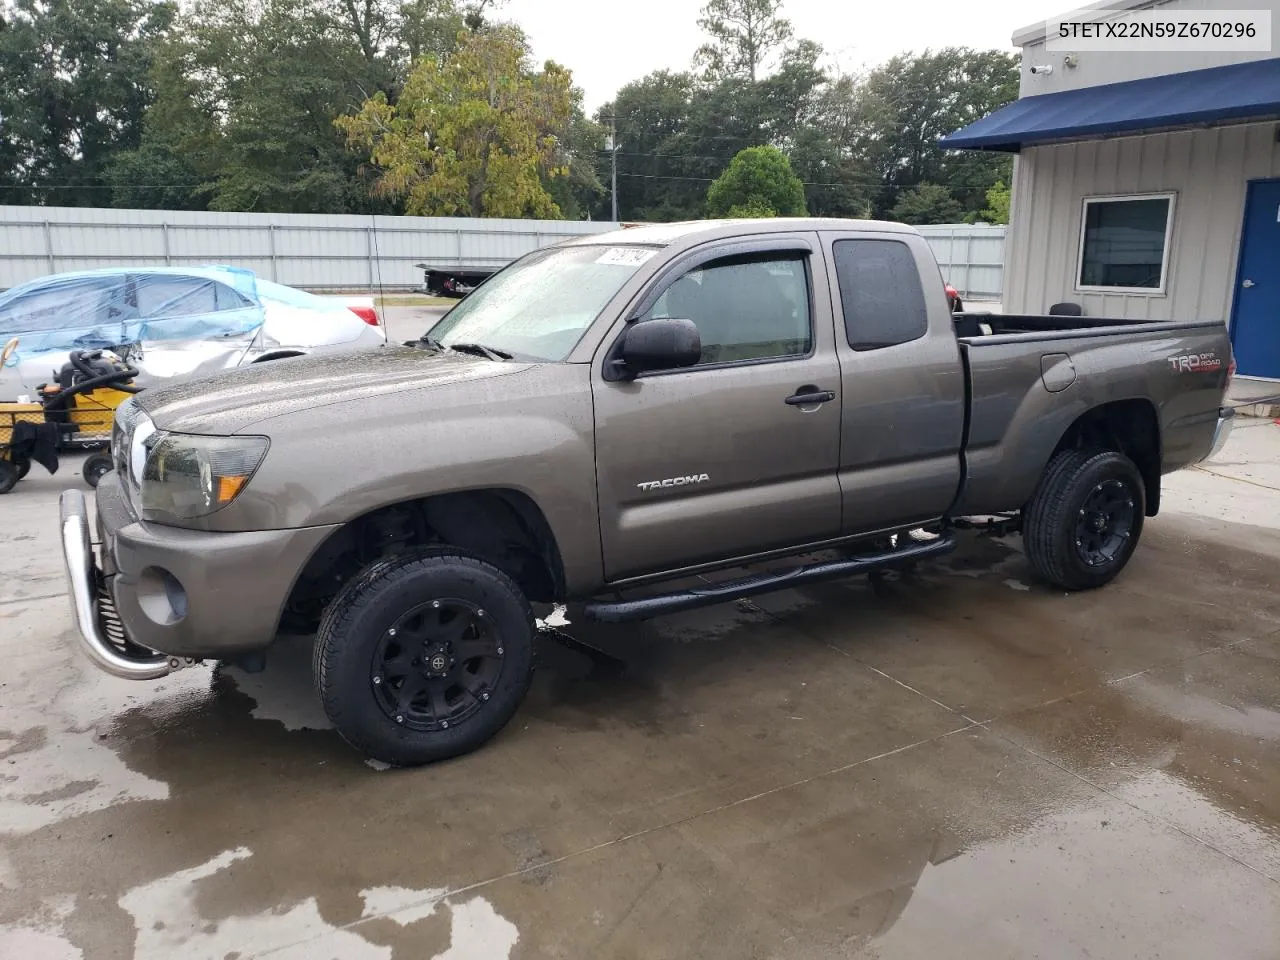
111, 396, 142, 477
138, 433, 269, 521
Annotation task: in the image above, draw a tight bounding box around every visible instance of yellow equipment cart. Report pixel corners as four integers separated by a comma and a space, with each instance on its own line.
0, 340, 140, 493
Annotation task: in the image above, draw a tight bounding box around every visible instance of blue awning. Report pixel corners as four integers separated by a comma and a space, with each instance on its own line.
941, 57, 1280, 152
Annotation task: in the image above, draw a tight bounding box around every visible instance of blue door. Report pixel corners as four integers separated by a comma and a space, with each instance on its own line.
1232, 179, 1280, 378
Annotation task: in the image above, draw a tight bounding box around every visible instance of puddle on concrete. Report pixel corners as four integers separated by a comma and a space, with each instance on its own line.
218, 635, 332, 732
359, 885, 520, 957
107, 849, 522, 959
867, 783, 1280, 959
0, 633, 211, 837
121, 848, 386, 960
0, 895, 80, 960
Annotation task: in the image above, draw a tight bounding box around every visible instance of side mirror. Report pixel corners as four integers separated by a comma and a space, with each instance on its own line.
614, 317, 701, 378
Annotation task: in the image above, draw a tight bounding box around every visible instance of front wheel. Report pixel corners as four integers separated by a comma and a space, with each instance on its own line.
1023, 449, 1145, 590
314, 548, 536, 766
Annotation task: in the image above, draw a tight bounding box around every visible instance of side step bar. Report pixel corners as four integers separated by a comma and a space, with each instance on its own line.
583, 532, 957, 623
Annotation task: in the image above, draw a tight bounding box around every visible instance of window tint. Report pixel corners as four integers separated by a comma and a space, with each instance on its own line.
135, 276, 218, 318
832, 239, 927, 351
1078, 196, 1172, 289
645, 255, 810, 365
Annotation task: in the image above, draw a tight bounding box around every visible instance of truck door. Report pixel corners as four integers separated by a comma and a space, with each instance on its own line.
592, 236, 843, 581
821, 233, 966, 533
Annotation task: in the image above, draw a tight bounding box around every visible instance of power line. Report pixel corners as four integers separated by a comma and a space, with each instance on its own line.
615, 171, 912, 192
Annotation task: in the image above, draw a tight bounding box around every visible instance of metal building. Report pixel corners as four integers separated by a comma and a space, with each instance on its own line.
942, 0, 1280, 380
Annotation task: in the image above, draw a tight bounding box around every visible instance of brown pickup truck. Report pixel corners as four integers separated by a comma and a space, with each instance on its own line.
59, 218, 1235, 766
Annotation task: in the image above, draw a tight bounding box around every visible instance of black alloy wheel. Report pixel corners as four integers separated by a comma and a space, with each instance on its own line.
370, 598, 506, 732
1073, 478, 1136, 568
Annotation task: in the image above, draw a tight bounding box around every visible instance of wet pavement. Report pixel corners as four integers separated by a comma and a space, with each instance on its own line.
2, 421, 1279, 959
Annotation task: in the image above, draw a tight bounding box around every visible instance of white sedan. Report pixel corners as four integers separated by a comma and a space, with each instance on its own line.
0, 266, 385, 398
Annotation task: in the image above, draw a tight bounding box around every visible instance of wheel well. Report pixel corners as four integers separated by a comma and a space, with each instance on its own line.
1052, 399, 1161, 515
279, 489, 566, 632
252, 351, 305, 362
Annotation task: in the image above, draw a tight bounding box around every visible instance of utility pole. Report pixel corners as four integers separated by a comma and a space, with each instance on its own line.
604, 116, 619, 223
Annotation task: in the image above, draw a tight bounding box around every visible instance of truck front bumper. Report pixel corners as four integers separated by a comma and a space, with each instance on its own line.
1206, 406, 1235, 461
59, 474, 338, 679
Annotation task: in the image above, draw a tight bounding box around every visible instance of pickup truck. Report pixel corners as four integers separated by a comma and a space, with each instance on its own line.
59, 218, 1235, 767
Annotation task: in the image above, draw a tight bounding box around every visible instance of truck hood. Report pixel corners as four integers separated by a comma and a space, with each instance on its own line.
137, 345, 531, 434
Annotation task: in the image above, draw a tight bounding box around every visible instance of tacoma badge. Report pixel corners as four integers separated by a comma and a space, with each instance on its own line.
637, 473, 711, 492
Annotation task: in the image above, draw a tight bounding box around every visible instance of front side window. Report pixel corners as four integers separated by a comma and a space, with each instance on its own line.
644, 254, 811, 365
0, 276, 128, 335
1077, 194, 1174, 291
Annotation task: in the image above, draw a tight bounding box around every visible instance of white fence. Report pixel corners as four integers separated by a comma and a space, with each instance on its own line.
0, 206, 619, 291
0, 206, 1008, 300
916, 224, 1006, 301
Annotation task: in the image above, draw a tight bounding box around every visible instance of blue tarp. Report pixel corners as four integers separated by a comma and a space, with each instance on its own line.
940, 57, 1280, 152
0, 266, 268, 376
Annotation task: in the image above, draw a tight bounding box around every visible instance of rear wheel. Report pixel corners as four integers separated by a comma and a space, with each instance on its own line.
1023, 449, 1145, 590
314, 548, 536, 766
82, 453, 113, 488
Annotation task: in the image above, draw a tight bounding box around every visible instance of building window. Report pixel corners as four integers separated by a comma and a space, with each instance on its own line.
1077, 193, 1175, 293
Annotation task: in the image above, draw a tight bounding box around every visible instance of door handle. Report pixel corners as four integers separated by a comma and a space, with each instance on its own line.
1242, 278, 1256, 288
785, 386, 836, 406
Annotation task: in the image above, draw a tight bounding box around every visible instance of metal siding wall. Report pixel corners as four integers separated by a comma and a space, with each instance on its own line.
0, 207, 620, 290
915, 224, 1007, 299
1003, 122, 1280, 321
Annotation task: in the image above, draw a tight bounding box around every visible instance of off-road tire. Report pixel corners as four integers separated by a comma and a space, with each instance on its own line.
314, 548, 536, 766
1023, 449, 1145, 591
0, 460, 18, 494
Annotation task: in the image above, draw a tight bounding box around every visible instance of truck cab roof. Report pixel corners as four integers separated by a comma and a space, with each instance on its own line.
558, 218, 920, 250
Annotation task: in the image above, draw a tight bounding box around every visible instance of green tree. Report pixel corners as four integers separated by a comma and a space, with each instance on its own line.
707, 145, 805, 218
854, 48, 1019, 218
0, 0, 176, 206
978, 179, 1010, 224
724, 196, 778, 217
694, 0, 793, 82
889, 182, 963, 224
597, 70, 702, 221
338, 26, 574, 217
545, 103, 606, 220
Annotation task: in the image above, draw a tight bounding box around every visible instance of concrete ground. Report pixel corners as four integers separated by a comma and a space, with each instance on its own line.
2, 414, 1279, 958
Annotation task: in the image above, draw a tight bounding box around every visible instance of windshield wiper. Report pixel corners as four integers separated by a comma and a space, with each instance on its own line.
415, 334, 448, 351
448, 342, 512, 361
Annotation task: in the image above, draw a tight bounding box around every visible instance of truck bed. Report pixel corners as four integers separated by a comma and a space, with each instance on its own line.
950, 314, 1231, 517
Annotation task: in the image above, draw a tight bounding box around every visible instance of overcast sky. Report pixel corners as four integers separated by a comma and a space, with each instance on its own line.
501, 0, 1069, 111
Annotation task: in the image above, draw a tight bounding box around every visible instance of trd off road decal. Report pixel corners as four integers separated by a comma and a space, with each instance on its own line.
1168, 352, 1222, 373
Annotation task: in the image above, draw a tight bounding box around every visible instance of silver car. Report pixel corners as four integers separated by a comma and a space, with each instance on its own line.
0, 266, 385, 398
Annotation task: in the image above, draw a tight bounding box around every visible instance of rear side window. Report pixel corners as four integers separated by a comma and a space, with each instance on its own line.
833, 239, 927, 350
214, 281, 252, 310
135, 276, 218, 318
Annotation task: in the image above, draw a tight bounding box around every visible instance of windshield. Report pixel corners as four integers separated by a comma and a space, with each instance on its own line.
426, 244, 657, 361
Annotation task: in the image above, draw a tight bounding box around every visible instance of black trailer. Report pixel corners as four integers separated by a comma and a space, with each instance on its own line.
415, 263, 498, 298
